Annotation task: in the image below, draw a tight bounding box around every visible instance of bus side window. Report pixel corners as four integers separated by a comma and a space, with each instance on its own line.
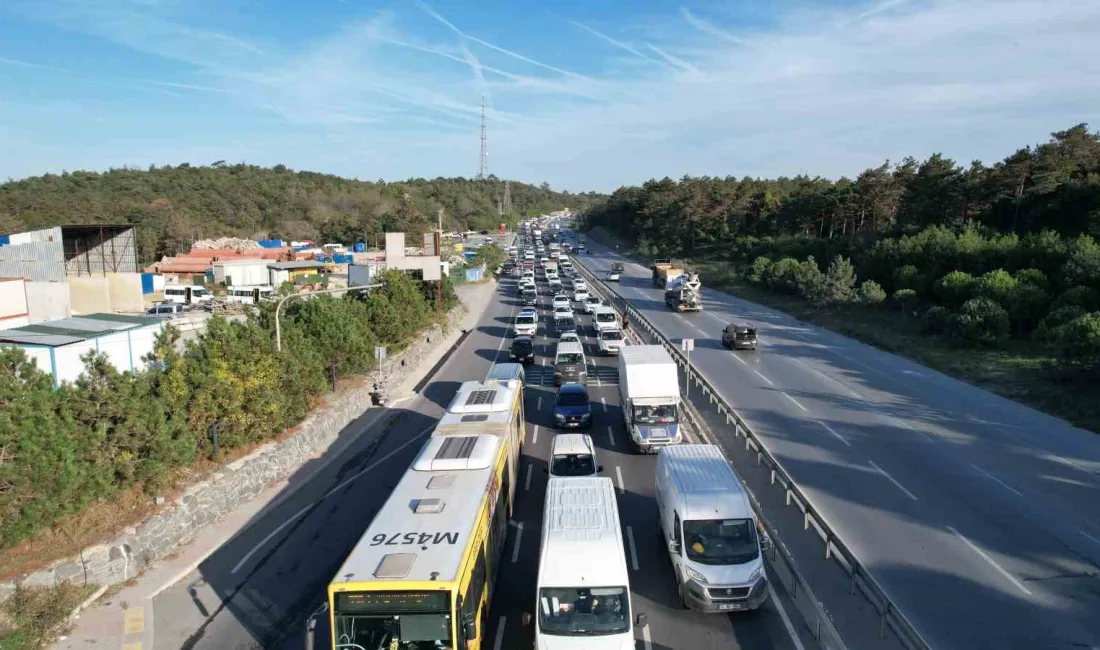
462, 543, 487, 638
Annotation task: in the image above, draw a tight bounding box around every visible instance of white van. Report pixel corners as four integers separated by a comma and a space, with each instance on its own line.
592, 305, 619, 335
163, 284, 213, 305
529, 477, 646, 647
655, 445, 771, 612
226, 285, 275, 305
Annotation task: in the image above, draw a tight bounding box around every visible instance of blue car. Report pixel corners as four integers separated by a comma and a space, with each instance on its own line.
554, 383, 592, 429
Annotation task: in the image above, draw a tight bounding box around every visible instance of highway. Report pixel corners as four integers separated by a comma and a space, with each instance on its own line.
147, 270, 803, 650
576, 240, 1100, 650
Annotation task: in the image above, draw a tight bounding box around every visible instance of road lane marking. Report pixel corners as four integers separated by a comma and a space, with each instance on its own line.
615, 466, 625, 494
869, 461, 918, 501
817, 421, 851, 447
731, 353, 748, 365
768, 583, 806, 650
753, 369, 774, 386
537, 396, 542, 410
625, 525, 640, 571
123, 606, 144, 635
525, 463, 533, 491
493, 616, 506, 650
641, 622, 652, 650
970, 463, 1024, 497
531, 424, 539, 445
230, 504, 311, 574
947, 526, 1032, 596
607, 425, 616, 446
511, 521, 524, 563
781, 392, 808, 412
600, 396, 607, 411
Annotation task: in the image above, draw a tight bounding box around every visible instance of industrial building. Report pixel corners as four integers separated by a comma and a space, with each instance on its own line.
212, 259, 270, 286
0, 278, 31, 330
267, 260, 329, 286
0, 313, 165, 386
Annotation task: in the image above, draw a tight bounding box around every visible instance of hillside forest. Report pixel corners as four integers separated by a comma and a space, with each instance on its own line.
0, 165, 601, 262
583, 124, 1100, 373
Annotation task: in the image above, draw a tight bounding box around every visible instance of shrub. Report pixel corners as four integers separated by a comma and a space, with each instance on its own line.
1054, 312, 1100, 369
933, 271, 976, 307
923, 305, 955, 334
1034, 305, 1088, 341
766, 257, 802, 293
1005, 284, 1050, 335
975, 269, 1018, 305
893, 289, 918, 314
1061, 235, 1100, 290
893, 265, 921, 293
823, 256, 858, 304
1053, 286, 1100, 312
748, 256, 773, 284
858, 280, 887, 305
796, 256, 826, 304
1014, 268, 1049, 291
955, 297, 1010, 346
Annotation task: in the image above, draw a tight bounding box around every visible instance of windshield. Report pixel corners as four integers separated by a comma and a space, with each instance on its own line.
538, 587, 629, 636
556, 319, 575, 329
192, 288, 210, 297
551, 453, 596, 476
556, 390, 588, 406
683, 518, 760, 566
632, 403, 678, 425
334, 592, 452, 650
513, 340, 533, 352
601, 331, 623, 341
597, 312, 616, 323
517, 316, 535, 325
556, 353, 583, 365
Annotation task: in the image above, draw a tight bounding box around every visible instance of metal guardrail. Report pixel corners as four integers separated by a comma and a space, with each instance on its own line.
576, 259, 931, 650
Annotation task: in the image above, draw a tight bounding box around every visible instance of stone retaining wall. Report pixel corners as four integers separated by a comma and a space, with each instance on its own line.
0, 306, 466, 601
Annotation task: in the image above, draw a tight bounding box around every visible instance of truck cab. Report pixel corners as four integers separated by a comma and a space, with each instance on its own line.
617, 345, 682, 453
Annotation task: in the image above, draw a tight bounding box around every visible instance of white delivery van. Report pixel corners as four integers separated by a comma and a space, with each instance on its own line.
618, 345, 682, 453
655, 445, 771, 612
163, 284, 213, 305
592, 305, 619, 335
529, 477, 646, 648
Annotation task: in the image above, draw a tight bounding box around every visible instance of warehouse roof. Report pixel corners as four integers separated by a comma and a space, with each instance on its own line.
0, 313, 162, 347
267, 260, 328, 270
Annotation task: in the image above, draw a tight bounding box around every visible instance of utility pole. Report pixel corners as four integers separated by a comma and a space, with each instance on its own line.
477, 96, 488, 181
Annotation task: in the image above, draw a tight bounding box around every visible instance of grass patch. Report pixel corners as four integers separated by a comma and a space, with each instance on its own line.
0, 583, 97, 650
588, 230, 1100, 434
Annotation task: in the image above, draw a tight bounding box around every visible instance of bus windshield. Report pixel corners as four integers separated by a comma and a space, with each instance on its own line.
538, 587, 629, 636
334, 591, 452, 650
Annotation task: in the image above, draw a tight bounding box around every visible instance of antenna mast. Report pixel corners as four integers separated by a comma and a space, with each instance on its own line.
477, 96, 488, 180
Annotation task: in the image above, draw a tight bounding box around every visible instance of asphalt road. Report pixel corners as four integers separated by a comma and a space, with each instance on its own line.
150, 273, 802, 650
576, 240, 1100, 650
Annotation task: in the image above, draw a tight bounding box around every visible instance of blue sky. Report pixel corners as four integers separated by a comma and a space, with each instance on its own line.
1, 0, 1098, 192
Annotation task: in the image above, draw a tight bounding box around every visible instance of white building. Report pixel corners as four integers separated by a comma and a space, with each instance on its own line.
212, 259, 270, 286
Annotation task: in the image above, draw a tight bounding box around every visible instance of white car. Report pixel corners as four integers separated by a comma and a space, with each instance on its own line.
552, 295, 571, 310
558, 331, 581, 345
583, 296, 603, 314
524, 252, 535, 261
573, 288, 590, 302
592, 306, 619, 334
606, 270, 621, 282
573, 279, 588, 292
548, 433, 602, 478
597, 328, 626, 355
513, 313, 538, 337
553, 305, 573, 320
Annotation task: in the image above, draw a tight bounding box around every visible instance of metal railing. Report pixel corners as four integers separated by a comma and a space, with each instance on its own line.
576, 257, 931, 650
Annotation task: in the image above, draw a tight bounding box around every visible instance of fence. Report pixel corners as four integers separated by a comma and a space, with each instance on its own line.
575, 258, 930, 650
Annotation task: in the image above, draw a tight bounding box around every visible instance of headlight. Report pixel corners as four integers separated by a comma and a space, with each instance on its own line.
580, 413, 591, 421
748, 566, 764, 582
554, 413, 566, 422
684, 565, 708, 584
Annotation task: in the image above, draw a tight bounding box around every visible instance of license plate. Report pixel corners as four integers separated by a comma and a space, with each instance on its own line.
717, 603, 744, 611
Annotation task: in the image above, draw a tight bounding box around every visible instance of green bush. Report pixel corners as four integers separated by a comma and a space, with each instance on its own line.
955, 297, 1011, 346
1014, 268, 1049, 290
1053, 286, 1100, 312
795, 256, 827, 304
893, 265, 921, 293
1054, 312, 1100, 369
975, 269, 1018, 305
923, 305, 955, 334
893, 288, 918, 314
1061, 235, 1100, 290
858, 280, 887, 305
1005, 284, 1050, 334
766, 257, 802, 293
1034, 305, 1088, 341
748, 256, 773, 284
933, 271, 977, 307
823, 256, 858, 304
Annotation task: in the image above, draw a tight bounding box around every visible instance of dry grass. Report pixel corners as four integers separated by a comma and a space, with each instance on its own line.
0, 583, 97, 650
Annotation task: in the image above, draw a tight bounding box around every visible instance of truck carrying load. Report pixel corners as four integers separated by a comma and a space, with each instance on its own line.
652, 259, 673, 285
611, 261, 625, 273
618, 345, 682, 453
665, 271, 703, 312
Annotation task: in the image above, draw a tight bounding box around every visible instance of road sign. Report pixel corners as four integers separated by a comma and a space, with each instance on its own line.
681, 338, 695, 352
375, 346, 387, 360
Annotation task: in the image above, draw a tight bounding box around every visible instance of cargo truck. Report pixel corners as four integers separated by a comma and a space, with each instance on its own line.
652, 259, 685, 287
665, 271, 703, 311
618, 345, 682, 453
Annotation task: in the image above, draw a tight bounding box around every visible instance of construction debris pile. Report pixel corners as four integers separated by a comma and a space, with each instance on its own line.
192, 237, 261, 251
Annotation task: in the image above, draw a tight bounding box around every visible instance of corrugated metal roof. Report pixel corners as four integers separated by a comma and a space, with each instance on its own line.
0, 313, 161, 346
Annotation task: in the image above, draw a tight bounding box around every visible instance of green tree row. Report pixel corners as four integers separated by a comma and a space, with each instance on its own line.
0, 271, 455, 550
0, 165, 603, 263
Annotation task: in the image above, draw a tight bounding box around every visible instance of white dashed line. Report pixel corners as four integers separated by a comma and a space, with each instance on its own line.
731, 353, 748, 365
625, 525, 640, 571
970, 463, 1024, 497
781, 392, 808, 412
537, 396, 542, 410
947, 525, 1032, 596
524, 463, 533, 491
869, 461, 919, 501
768, 584, 806, 650
753, 370, 774, 386
817, 421, 851, 446
607, 425, 616, 446
641, 622, 652, 650
531, 424, 539, 445
615, 466, 625, 495
510, 521, 524, 563
493, 616, 506, 650
600, 396, 607, 411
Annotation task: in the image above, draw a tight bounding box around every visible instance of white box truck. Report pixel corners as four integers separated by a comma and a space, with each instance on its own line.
655, 444, 771, 612
618, 345, 682, 453
529, 477, 646, 647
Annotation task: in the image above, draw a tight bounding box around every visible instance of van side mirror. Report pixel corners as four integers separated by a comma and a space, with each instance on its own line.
464, 621, 478, 640
543, 468, 549, 474
635, 613, 648, 628
597, 465, 604, 473
667, 539, 681, 555
761, 535, 773, 553
521, 613, 533, 626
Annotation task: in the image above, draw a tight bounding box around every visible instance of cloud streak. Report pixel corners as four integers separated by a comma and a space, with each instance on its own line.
570, 20, 676, 70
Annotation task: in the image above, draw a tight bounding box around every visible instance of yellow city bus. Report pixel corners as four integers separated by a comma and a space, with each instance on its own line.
433, 378, 525, 514
328, 434, 512, 650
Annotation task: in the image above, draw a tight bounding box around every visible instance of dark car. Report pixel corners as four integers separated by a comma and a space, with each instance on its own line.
722, 323, 758, 350
553, 316, 577, 337
553, 383, 592, 429
522, 289, 537, 306
510, 336, 536, 364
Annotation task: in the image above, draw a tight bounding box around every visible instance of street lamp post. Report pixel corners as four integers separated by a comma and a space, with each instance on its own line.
275, 283, 383, 352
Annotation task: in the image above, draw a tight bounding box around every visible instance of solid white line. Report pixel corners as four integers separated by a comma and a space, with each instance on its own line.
537, 396, 542, 411
970, 463, 1024, 497
641, 622, 652, 650
947, 526, 1032, 596
493, 616, 506, 650
625, 525, 640, 571
231, 504, 311, 574
781, 392, 808, 412
524, 463, 533, 492
615, 466, 625, 495
817, 421, 851, 447
731, 353, 748, 365
753, 369, 774, 386
869, 461, 919, 501
607, 425, 616, 446
531, 424, 539, 445
323, 429, 432, 500
768, 583, 806, 650
511, 522, 525, 563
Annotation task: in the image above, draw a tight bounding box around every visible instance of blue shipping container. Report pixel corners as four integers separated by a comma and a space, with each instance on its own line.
257, 239, 284, 248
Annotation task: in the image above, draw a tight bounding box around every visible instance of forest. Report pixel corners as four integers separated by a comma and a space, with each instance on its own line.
0, 165, 601, 262
583, 124, 1100, 374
